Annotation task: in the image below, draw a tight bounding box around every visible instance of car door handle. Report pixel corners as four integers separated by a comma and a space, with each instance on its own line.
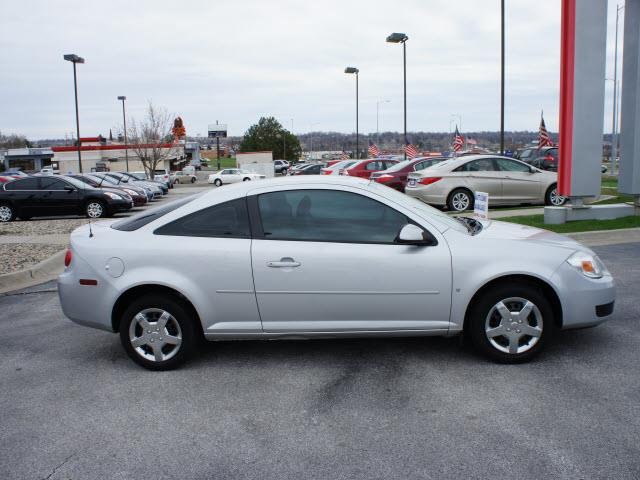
267, 257, 301, 268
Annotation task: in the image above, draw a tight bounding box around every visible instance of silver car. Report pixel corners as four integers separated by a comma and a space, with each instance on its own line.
58, 176, 615, 370
405, 155, 564, 212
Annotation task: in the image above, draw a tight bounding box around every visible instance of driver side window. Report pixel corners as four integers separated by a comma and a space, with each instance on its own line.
257, 189, 409, 244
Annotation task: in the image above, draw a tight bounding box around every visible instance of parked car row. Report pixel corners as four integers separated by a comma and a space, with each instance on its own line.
207, 169, 266, 186
0, 171, 174, 223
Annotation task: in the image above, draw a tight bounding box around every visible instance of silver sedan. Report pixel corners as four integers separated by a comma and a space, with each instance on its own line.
405, 155, 564, 211
58, 176, 615, 370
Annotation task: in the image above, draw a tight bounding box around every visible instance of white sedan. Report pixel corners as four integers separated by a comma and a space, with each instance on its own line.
58, 176, 615, 370
207, 169, 266, 186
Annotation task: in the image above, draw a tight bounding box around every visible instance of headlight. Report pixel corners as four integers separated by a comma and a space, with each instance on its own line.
123, 188, 138, 196
104, 192, 123, 200
566, 251, 609, 279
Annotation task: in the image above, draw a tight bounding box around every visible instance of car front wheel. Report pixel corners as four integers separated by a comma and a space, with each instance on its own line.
86, 200, 107, 218
545, 185, 565, 206
119, 294, 197, 370
214, 179, 222, 187
447, 188, 474, 212
467, 283, 554, 363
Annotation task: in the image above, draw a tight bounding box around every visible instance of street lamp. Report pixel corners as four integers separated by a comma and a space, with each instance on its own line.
376, 100, 390, 146
63, 53, 85, 173
386, 32, 409, 159
117, 96, 129, 172
344, 67, 359, 159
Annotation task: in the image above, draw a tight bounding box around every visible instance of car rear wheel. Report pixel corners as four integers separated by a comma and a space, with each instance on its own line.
0, 204, 15, 222
447, 188, 474, 212
467, 283, 554, 363
243, 177, 251, 181
214, 179, 222, 187
190, 177, 196, 183
545, 184, 565, 206
119, 294, 197, 370
86, 200, 107, 218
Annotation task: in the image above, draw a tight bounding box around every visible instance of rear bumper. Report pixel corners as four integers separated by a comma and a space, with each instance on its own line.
405, 188, 446, 206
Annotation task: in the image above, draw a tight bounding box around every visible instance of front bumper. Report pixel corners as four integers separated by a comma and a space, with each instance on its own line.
552, 262, 616, 329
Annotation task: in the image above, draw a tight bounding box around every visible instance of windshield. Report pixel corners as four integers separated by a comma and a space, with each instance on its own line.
74, 175, 99, 187
90, 174, 118, 185
63, 176, 95, 189
383, 159, 416, 172
368, 183, 469, 234
131, 173, 147, 180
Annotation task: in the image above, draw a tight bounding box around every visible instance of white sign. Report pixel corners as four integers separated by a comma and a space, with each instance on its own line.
474, 191, 489, 219
207, 124, 228, 138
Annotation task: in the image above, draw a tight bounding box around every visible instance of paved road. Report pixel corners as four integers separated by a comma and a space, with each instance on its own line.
1, 243, 639, 480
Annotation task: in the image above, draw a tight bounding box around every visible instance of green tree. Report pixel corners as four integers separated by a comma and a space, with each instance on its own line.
239, 117, 301, 161
0, 131, 31, 149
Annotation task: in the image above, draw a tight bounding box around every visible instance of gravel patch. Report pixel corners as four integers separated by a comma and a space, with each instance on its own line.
0, 244, 65, 275
0, 218, 89, 236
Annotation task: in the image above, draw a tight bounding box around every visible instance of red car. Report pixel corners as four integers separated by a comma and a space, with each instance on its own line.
340, 159, 398, 179
370, 157, 445, 191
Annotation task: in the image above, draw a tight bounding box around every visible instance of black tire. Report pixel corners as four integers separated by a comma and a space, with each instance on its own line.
243, 177, 251, 181
86, 200, 107, 218
190, 177, 196, 183
466, 282, 555, 363
0, 203, 16, 223
545, 184, 565, 206
447, 188, 474, 212
214, 179, 222, 187
119, 293, 198, 371
282, 168, 288, 176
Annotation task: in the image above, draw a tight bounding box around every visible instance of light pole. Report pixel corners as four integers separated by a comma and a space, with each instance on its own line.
117, 96, 129, 172
500, 0, 505, 155
63, 54, 85, 173
611, 4, 624, 166
345, 67, 359, 159
376, 100, 390, 146
386, 32, 409, 159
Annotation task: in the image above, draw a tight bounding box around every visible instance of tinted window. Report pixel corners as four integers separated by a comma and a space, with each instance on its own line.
258, 189, 408, 244
519, 149, 533, 159
457, 159, 497, 172
365, 162, 379, 171
496, 158, 530, 172
111, 194, 201, 231
40, 177, 67, 190
4, 178, 39, 190
155, 198, 250, 238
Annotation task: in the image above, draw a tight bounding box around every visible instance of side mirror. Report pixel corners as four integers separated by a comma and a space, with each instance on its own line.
396, 224, 434, 246
529, 167, 539, 173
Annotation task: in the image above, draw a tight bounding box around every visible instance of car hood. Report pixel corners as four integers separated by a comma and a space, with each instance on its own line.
477, 219, 589, 252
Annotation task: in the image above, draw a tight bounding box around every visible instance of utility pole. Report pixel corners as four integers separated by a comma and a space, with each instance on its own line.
500, 0, 505, 155
216, 120, 220, 170
612, 4, 624, 167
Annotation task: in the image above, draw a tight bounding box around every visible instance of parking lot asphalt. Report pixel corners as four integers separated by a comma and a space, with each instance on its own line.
1, 242, 639, 480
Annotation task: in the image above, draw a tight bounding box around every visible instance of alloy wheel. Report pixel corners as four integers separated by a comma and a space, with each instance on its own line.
484, 297, 543, 354
128, 308, 183, 363
0, 205, 13, 222
87, 202, 103, 218
452, 192, 470, 211
549, 188, 565, 206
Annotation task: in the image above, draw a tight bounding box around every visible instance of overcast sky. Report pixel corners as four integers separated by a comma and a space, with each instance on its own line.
0, 0, 623, 140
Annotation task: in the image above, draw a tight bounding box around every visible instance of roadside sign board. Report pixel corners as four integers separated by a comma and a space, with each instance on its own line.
474, 191, 489, 219
207, 124, 228, 138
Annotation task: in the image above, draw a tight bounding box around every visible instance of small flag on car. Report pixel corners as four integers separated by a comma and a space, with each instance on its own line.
453, 126, 464, 152
368, 141, 381, 157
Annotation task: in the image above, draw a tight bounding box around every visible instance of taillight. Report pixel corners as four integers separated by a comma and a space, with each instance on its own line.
64, 249, 72, 267
419, 177, 442, 185
375, 174, 393, 183
321, 170, 331, 175
341, 169, 350, 176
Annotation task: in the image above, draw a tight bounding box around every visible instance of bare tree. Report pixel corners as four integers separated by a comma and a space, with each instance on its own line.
128, 102, 178, 178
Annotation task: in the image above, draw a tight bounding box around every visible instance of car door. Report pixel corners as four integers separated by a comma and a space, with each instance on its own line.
39, 177, 79, 214
495, 158, 544, 202
457, 158, 504, 203
3, 177, 41, 216
153, 198, 261, 333
250, 187, 452, 333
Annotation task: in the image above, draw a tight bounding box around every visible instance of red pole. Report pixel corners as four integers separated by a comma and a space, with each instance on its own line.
558, 0, 576, 197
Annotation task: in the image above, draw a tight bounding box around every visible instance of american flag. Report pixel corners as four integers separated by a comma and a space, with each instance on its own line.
340, 151, 349, 160
368, 142, 381, 157
404, 141, 419, 159
453, 126, 464, 152
538, 111, 554, 148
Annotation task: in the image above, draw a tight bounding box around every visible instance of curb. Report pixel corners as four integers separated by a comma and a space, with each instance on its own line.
566, 227, 640, 247
0, 249, 66, 294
